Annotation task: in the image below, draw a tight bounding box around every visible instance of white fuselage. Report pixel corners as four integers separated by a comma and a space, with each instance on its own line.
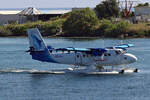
49, 49, 137, 67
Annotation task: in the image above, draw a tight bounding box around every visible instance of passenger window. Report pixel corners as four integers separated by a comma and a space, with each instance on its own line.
50, 50, 52, 53
104, 53, 107, 56
104, 53, 111, 56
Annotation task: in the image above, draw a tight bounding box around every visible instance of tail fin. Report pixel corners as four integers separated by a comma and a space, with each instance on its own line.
27, 28, 47, 51
27, 28, 56, 63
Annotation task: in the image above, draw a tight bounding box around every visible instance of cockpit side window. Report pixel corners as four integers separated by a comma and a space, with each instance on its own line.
115, 50, 121, 55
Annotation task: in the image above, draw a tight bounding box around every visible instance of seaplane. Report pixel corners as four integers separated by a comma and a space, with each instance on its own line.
26, 28, 138, 74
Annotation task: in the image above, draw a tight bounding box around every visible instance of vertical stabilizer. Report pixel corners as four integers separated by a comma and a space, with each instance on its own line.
26, 28, 57, 63
27, 28, 47, 51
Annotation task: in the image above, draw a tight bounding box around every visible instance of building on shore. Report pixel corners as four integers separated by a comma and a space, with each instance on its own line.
0, 7, 71, 25
134, 6, 150, 22
0, 10, 27, 25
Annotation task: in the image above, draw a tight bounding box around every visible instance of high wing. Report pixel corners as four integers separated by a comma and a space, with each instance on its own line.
105, 44, 134, 51
115, 44, 134, 48
48, 47, 107, 56
55, 47, 90, 51
46, 44, 134, 55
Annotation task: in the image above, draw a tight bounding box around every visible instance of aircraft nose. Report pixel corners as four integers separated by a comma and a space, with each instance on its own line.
130, 54, 138, 62
124, 53, 138, 63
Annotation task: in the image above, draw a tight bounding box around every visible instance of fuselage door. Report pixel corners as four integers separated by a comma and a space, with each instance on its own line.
75, 52, 82, 66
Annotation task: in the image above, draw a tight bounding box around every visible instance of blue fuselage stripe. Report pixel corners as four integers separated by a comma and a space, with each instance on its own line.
31, 49, 58, 63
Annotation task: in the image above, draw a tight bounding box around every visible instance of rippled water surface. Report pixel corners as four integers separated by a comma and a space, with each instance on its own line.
0, 37, 150, 100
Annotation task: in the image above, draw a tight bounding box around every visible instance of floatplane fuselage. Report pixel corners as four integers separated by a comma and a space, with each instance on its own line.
26, 28, 138, 74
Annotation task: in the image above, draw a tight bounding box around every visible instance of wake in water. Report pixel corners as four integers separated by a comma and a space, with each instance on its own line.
0, 69, 65, 74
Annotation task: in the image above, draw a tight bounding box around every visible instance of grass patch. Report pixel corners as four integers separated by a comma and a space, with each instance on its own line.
127, 23, 150, 37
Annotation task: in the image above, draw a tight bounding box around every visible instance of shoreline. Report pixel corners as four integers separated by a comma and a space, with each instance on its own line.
0, 35, 149, 39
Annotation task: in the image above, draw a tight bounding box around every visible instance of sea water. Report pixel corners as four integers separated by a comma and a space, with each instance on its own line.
0, 37, 150, 100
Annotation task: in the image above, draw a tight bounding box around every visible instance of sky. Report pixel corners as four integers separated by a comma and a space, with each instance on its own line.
0, 0, 149, 8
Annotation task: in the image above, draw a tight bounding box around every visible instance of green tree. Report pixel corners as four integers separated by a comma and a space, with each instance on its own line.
99, 19, 129, 37
95, 0, 120, 19
63, 8, 99, 36
136, 2, 149, 7
144, 2, 149, 6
